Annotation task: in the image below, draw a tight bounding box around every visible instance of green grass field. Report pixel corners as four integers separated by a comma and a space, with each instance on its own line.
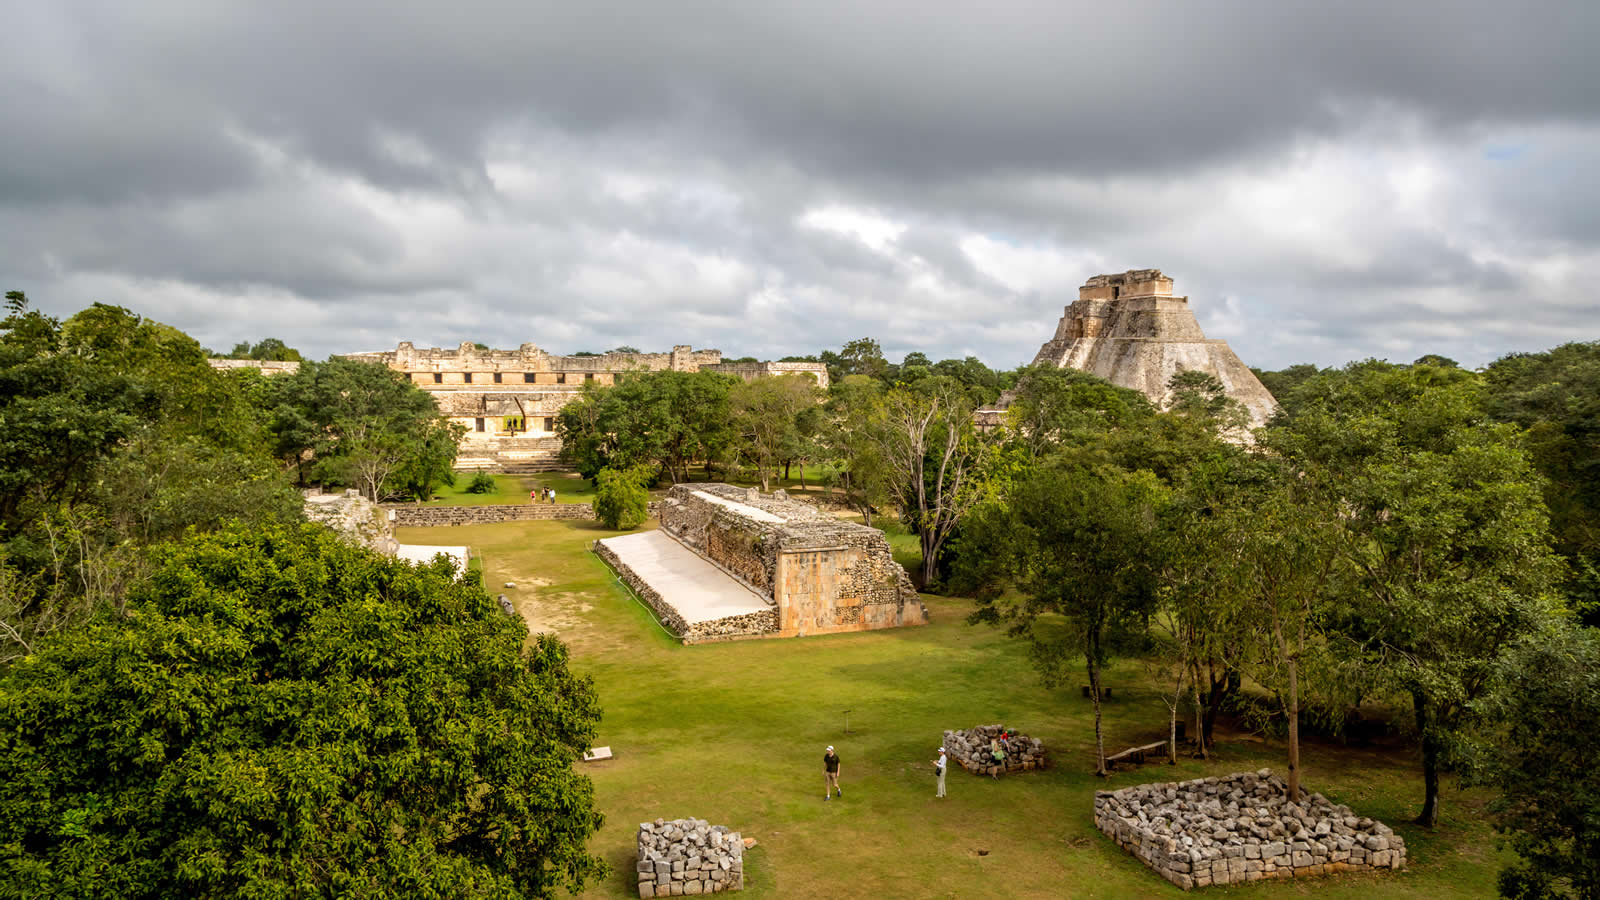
395, 517, 1507, 899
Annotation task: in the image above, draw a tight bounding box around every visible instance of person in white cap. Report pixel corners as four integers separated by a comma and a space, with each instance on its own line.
823, 746, 841, 800
934, 747, 947, 798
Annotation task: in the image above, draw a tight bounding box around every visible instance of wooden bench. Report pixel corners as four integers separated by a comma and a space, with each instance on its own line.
1105, 740, 1168, 767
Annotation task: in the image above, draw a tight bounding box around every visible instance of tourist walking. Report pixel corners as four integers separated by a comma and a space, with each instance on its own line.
823, 746, 841, 800
529, 487, 538, 505
934, 747, 947, 798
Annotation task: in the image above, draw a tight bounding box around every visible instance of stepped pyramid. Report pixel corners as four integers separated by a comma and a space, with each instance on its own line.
991, 269, 1277, 429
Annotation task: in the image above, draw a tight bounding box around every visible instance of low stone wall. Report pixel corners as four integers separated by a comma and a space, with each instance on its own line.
636, 818, 745, 896
387, 503, 596, 526
386, 501, 664, 527
942, 725, 1047, 776
1094, 770, 1406, 890
592, 540, 778, 643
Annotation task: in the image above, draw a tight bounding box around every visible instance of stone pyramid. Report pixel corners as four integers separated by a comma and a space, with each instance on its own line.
1015, 269, 1277, 428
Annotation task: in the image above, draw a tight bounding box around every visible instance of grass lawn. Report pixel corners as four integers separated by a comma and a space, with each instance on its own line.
412, 473, 533, 505
395, 518, 1506, 899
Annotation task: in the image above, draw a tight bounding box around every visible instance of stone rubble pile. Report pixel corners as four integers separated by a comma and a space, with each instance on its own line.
941, 725, 1047, 776
636, 818, 745, 897
1094, 770, 1406, 890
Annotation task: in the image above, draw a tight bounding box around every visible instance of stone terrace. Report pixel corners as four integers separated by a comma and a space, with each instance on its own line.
658, 484, 925, 638
1094, 770, 1406, 890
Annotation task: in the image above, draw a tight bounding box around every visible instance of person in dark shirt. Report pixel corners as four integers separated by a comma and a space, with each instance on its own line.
823, 746, 842, 800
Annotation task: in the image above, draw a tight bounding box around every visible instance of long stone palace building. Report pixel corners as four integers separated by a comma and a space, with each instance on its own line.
340, 343, 829, 472
979, 269, 1278, 429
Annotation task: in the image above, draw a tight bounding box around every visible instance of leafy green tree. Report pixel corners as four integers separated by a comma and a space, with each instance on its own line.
826, 337, 889, 383
1483, 342, 1600, 623
961, 462, 1168, 775
1002, 365, 1155, 460
730, 375, 819, 491
0, 523, 606, 898
931, 356, 1010, 406
271, 358, 463, 500
873, 376, 995, 586
1474, 626, 1600, 899
0, 308, 152, 535
554, 372, 733, 484
391, 417, 466, 502
594, 465, 651, 530
1166, 370, 1250, 436
1, 299, 301, 657
819, 375, 893, 525
226, 337, 304, 361
1212, 459, 1344, 800
1250, 363, 1323, 411
1270, 360, 1568, 826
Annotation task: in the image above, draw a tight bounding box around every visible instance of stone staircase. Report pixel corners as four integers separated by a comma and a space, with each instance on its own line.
455, 435, 569, 474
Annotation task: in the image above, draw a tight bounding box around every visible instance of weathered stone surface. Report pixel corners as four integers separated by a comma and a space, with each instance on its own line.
385, 501, 616, 527
600, 484, 926, 643
638, 819, 744, 895
1094, 771, 1406, 890
304, 489, 398, 556
978, 269, 1278, 435
941, 725, 1048, 776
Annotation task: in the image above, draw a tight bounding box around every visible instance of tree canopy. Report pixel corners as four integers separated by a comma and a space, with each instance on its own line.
0, 523, 607, 899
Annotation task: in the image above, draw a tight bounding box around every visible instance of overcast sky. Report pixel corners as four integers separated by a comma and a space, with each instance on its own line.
4, 1, 1597, 370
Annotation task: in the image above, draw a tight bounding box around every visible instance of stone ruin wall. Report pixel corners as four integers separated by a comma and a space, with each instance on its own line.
303, 489, 398, 556
340, 343, 826, 469
942, 725, 1048, 776
659, 484, 925, 637
384, 501, 662, 527
636, 818, 746, 897
703, 521, 774, 594
773, 527, 922, 634
207, 359, 302, 376
1095, 770, 1406, 890
702, 360, 829, 388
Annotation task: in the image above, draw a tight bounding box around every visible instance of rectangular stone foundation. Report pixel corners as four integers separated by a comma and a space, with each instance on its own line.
658, 484, 926, 638
1094, 771, 1406, 890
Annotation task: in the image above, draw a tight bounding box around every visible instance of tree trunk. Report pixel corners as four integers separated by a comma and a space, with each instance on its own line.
920, 532, 938, 588
798, 464, 807, 491
1413, 691, 1440, 828
1272, 615, 1301, 802
1168, 694, 1180, 765
784, 460, 791, 480
1202, 663, 1227, 747
1089, 631, 1107, 776
1286, 657, 1301, 802
1191, 674, 1208, 760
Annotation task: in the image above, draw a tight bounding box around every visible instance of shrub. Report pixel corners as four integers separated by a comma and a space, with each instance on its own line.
594, 466, 652, 530
465, 470, 498, 494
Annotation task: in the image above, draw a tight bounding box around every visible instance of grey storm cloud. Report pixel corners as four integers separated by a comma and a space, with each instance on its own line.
2, 0, 1598, 369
